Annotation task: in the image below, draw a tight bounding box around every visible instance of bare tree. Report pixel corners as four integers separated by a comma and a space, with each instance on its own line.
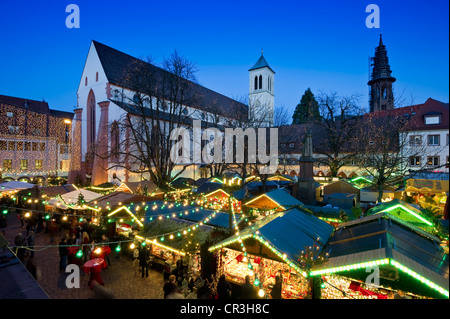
352, 112, 445, 202
314, 91, 363, 177
274, 104, 292, 127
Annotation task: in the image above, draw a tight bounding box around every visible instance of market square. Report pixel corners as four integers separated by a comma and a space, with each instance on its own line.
0, 1, 448, 303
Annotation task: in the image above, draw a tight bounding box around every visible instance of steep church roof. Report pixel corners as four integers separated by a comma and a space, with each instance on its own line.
249, 54, 275, 73
91, 41, 248, 120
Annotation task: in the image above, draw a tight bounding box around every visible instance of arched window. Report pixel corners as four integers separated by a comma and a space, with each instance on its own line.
87, 90, 96, 148
254, 76, 258, 90
110, 121, 120, 161
382, 87, 387, 99
96, 72, 99, 82
259, 75, 262, 89
268, 77, 270, 91
85, 77, 88, 86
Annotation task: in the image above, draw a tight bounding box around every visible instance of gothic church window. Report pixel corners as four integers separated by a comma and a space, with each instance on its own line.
259, 75, 262, 89
254, 76, 258, 90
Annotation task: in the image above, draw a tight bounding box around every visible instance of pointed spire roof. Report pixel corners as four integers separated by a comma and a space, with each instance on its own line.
368, 34, 396, 84
249, 53, 275, 73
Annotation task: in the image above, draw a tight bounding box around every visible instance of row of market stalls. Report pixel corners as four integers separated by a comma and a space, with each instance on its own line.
1, 175, 448, 299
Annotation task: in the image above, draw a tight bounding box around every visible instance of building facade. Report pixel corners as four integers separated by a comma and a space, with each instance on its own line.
0, 95, 74, 184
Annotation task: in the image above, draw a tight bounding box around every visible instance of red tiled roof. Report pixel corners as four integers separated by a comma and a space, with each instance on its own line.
364, 98, 449, 131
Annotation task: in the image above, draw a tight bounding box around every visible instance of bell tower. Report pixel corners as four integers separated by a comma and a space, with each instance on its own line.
249, 52, 275, 126
368, 34, 396, 112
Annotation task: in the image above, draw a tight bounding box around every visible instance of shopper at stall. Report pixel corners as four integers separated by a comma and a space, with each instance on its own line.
139, 246, 150, 278
240, 275, 257, 299
217, 274, 232, 299
270, 275, 282, 299
58, 237, 69, 271
163, 275, 180, 299
394, 290, 411, 299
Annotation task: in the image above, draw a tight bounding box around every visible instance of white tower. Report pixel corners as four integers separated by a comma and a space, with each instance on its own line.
248, 52, 275, 127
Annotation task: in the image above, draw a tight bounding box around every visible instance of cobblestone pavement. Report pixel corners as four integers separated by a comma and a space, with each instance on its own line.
2, 213, 164, 299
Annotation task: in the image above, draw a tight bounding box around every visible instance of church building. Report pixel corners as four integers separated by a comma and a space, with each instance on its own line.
69, 41, 273, 186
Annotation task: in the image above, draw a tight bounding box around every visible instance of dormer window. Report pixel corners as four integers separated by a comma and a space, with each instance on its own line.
424, 115, 441, 125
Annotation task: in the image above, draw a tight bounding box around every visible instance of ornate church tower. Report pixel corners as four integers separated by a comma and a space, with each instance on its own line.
368, 34, 396, 112
249, 52, 275, 126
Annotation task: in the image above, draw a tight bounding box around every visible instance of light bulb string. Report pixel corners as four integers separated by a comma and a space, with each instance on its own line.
8, 239, 134, 252
0, 203, 210, 221
139, 211, 219, 241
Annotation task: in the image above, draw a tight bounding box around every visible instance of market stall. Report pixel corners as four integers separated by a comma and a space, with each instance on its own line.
244, 188, 303, 218
310, 213, 449, 299
209, 207, 334, 299
366, 198, 436, 233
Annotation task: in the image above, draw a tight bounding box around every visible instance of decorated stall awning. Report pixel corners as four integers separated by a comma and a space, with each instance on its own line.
61, 189, 103, 203
311, 214, 449, 298
245, 188, 303, 211
366, 199, 435, 233
195, 182, 223, 195
209, 208, 334, 275
204, 188, 231, 200
406, 178, 449, 194
0, 181, 35, 193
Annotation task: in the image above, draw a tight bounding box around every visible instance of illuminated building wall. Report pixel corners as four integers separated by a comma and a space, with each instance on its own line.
0, 95, 74, 183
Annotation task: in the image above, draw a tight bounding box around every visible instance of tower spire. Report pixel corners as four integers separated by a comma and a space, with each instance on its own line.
368, 35, 396, 112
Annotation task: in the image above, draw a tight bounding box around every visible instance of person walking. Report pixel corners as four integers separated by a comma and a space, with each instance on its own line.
163, 275, 179, 299
0, 213, 7, 236
240, 275, 257, 299
101, 234, 111, 267
14, 232, 26, 261
27, 231, 35, 258
270, 275, 282, 299
217, 274, 232, 299
58, 237, 69, 271
139, 246, 150, 278
81, 232, 90, 262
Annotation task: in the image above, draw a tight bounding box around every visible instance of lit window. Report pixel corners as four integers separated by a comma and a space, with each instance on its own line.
0, 140, 6, 150
409, 156, 421, 167
39, 142, 45, 151
20, 159, 28, 170
16, 141, 23, 151
32, 142, 38, 151
3, 159, 12, 171
427, 156, 439, 167
8, 141, 15, 151
35, 159, 42, 170
24, 142, 31, 151
6, 112, 13, 117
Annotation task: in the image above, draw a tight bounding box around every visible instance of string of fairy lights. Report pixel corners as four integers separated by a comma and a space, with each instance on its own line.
3, 184, 448, 298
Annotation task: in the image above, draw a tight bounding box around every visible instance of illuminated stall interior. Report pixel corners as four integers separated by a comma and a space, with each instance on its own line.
209, 207, 334, 299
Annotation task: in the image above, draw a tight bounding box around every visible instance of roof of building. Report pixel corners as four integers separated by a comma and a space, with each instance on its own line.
0, 94, 73, 118
314, 214, 449, 298
92, 41, 248, 120
366, 98, 449, 131
249, 54, 275, 73
245, 188, 303, 210
210, 207, 334, 264
0, 242, 49, 299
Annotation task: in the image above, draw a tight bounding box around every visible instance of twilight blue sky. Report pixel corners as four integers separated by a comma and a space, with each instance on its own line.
0, 0, 448, 116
